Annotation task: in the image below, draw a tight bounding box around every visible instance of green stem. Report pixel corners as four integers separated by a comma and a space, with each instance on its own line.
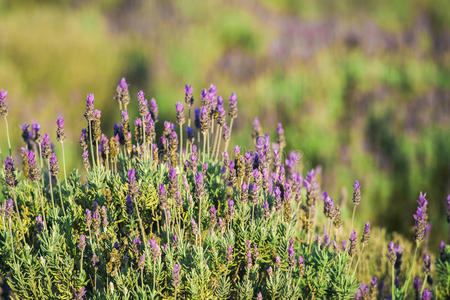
57, 179, 66, 217
202, 133, 206, 163
8, 218, 16, 264
3, 116, 12, 156
351, 205, 357, 230
80, 250, 84, 273
134, 199, 147, 244
402, 244, 419, 298
391, 264, 396, 300
60, 141, 68, 186
36, 184, 48, 231
47, 160, 56, 212
179, 124, 183, 167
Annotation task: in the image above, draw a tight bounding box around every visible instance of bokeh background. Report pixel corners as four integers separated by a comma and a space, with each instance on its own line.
0, 0, 449, 247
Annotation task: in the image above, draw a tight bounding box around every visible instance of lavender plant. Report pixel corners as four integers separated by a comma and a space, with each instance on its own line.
0, 81, 448, 299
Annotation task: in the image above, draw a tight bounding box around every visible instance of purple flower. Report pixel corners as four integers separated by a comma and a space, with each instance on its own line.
276, 123, 285, 149
82, 150, 90, 171
172, 264, 181, 288
133, 238, 142, 246
222, 124, 230, 141
78, 235, 86, 252
27, 151, 41, 182
190, 218, 199, 236
56, 117, 65, 142
2, 199, 14, 218
49, 153, 59, 177
126, 195, 133, 215
199, 106, 209, 133
352, 180, 361, 205
226, 246, 233, 263
175, 102, 185, 125
0, 89, 8, 117
414, 192, 428, 243
31, 121, 42, 142
263, 201, 270, 219
228, 199, 235, 220
148, 239, 161, 260
73, 286, 86, 300
84, 93, 95, 121
128, 169, 138, 199
423, 253, 431, 274
361, 221, 370, 246
194, 172, 205, 199
20, 122, 31, 145
246, 251, 252, 269
137, 90, 149, 117
186, 126, 194, 143
150, 98, 159, 122
275, 255, 281, 268
322, 191, 335, 219
41, 133, 52, 159
254, 245, 260, 261
36, 215, 44, 232
216, 104, 226, 126
257, 292, 263, 300
4, 157, 17, 188
185, 84, 194, 106
228, 93, 237, 119
288, 246, 296, 268
422, 289, 432, 300
138, 254, 146, 270
115, 78, 130, 109
158, 184, 167, 208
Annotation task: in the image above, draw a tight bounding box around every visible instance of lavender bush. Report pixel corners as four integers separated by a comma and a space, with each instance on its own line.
0, 80, 449, 299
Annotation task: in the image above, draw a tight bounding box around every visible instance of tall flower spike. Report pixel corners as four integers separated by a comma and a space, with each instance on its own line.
56, 117, 65, 142
27, 151, 41, 182
361, 221, 370, 246
0, 89, 8, 117
84, 94, 95, 121
41, 133, 52, 159
185, 84, 194, 106
172, 264, 181, 289
137, 90, 149, 118
115, 77, 130, 109
4, 157, 17, 188
128, 169, 139, 199
352, 180, 361, 205
31, 121, 42, 143
49, 153, 59, 177
348, 230, 357, 257
228, 93, 237, 119
175, 102, 185, 125
150, 98, 159, 122
82, 150, 90, 171
413, 192, 428, 243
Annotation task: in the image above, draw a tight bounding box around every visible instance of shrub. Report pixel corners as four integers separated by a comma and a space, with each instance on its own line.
0, 82, 448, 299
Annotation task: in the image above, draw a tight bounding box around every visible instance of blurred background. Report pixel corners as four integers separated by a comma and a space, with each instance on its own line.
0, 0, 448, 247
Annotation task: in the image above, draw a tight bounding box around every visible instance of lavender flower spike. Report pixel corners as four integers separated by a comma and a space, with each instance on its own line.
0, 89, 8, 117
175, 102, 185, 125
413, 192, 428, 243
56, 117, 65, 142
352, 180, 361, 205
